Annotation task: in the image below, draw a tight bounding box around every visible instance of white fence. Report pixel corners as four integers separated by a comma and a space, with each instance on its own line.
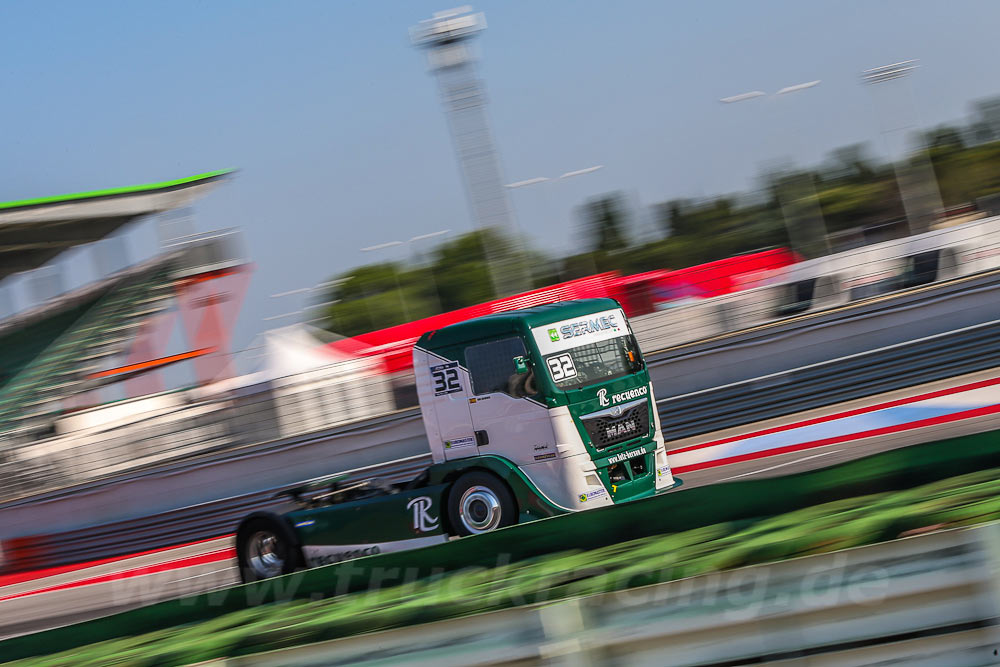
629, 214, 1000, 352
0, 359, 399, 503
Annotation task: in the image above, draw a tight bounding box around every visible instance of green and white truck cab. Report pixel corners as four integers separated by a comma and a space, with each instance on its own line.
236, 298, 675, 582
414, 297, 673, 509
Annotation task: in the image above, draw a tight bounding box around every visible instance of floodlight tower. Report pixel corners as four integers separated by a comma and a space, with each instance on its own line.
862, 60, 943, 236
411, 7, 529, 297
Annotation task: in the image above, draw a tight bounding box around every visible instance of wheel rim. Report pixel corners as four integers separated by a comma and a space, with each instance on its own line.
459, 485, 502, 534
247, 530, 284, 578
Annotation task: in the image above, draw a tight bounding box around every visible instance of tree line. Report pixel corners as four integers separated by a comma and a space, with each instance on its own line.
319, 97, 1000, 336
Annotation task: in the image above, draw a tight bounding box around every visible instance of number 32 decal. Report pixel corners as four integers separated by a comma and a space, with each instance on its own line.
547, 353, 577, 382
431, 362, 462, 395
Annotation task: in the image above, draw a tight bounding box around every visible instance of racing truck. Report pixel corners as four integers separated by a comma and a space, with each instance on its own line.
236, 298, 676, 582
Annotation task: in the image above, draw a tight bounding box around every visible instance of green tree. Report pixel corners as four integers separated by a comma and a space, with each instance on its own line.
581, 194, 629, 253
319, 95, 1000, 336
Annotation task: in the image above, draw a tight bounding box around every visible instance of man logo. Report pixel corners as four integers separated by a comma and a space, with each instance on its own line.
610, 405, 623, 417
597, 388, 610, 407
406, 496, 439, 533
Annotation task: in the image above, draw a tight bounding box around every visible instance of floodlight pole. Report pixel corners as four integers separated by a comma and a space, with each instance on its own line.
862, 60, 943, 236
720, 80, 830, 259
411, 8, 531, 298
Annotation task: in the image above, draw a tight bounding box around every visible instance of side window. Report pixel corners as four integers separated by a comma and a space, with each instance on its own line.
466, 337, 527, 396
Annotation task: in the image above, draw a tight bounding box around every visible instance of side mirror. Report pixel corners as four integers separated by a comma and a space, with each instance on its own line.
513, 355, 528, 374
507, 367, 537, 398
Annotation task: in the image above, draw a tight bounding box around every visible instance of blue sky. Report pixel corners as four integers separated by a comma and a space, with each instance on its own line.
2, 0, 1000, 355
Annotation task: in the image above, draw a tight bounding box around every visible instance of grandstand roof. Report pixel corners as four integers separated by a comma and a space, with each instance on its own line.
0, 169, 232, 281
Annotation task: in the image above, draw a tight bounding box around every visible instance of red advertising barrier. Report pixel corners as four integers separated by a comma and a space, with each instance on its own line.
0, 535, 50, 576
328, 249, 796, 374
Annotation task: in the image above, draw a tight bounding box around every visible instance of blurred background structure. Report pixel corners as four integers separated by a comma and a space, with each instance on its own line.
0, 172, 252, 469
411, 7, 531, 298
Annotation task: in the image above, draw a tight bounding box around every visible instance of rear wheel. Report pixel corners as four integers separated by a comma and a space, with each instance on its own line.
237, 515, 301, 583
447, 471, 517, 536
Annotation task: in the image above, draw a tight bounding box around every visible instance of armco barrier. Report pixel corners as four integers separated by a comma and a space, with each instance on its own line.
0, 456, 429, 574
220, 523, 1000, 666
657, 317, 1000, 440
3, 430, 1000, 662
0, 408, 430, 540
646, 265, 1000, 397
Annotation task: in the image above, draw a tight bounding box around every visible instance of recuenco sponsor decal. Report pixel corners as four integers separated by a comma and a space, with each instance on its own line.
309, 546, 381, 566
598, 385, 648, 407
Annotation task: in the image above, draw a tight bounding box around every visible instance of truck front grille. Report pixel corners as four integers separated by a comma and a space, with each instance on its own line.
581, 398, 650, 449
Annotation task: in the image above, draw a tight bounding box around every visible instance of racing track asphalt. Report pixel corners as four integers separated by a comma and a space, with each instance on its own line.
3, 367, 1000, 641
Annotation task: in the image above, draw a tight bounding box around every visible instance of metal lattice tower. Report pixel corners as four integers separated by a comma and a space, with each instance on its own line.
411, 8, 530, 297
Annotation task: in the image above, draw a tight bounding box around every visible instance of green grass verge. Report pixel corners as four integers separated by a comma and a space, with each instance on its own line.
10, 466, 1000, 667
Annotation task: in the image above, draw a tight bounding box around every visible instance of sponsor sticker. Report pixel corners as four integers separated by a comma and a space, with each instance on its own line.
656, 465, 672, 479
309, 545, 381, 566
607, 447, 645, 464
534, 452, 557, 461
532, 308, 627, 355
578, 487, 608, 503
445, 436, 476, 449
295, 519, 316, 528
558, 314, 620, 340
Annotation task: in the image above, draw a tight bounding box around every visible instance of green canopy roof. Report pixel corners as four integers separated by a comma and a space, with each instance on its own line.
0, 169, 233, 281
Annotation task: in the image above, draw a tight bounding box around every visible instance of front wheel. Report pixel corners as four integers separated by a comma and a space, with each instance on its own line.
447, 471, 517, 536
236, 515, 302, 583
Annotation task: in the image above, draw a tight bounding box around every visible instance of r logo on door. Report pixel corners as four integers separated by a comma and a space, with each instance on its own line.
406, 496, 440, 533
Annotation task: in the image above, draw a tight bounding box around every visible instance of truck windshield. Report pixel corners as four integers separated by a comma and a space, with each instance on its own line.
542, 334, 643, 390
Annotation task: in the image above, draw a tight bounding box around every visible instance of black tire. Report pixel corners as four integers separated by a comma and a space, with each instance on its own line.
447, 471, 517, 536
236, 514, 302, 583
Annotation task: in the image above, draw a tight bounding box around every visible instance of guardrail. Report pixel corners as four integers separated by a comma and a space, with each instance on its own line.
222, 522, 1000, 667
630, 214, 1000, 354
645, 262, 1000, 397
0, 455, 431, 573
657, 317, 1000, 440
